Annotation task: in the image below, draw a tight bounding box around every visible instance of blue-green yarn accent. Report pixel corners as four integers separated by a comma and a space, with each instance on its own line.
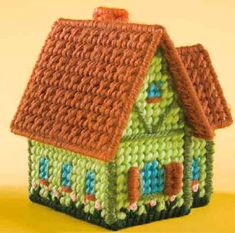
61, 163, 72, 187
147, 81, 162, 98
39, 157, 49, 180
86, 171, 95, 195
192, 158, 200, 180
141, 160, 164, 195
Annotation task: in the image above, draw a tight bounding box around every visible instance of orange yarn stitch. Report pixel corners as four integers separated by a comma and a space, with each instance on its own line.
39, 179, 48, 186
128, 167, 140, 203
146, 97, 161, 104
10, 20, 162, 162
85, 194, 96, 201
10, 17, 232, 162
164, 162, 183, 196
61, 186, 72, 193
93, 7, 129, 22
177, 44, 233, 130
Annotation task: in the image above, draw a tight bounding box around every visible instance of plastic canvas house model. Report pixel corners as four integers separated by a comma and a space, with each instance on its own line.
10, 7, 233, 230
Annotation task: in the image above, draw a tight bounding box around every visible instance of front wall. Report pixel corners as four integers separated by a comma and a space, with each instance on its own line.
28, 140, 113, 223
115, 132, 186, 220
116, 50, 190, 221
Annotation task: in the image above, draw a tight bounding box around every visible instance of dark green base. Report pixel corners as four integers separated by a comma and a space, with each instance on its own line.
29, 190, 190, 230
192, 192, 210, 208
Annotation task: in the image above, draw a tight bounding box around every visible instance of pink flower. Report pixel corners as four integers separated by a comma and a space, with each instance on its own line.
70, 192, 77, 202
45, 185, 50, 192
95, 201, 101, 210
192, 180, 199, 193
32, 181, 37, 190
192, 183, 199, 192
169, 195, 176, 202
150, 200, 157, 207
128, 203, 137, 211
53, 189, 60, 199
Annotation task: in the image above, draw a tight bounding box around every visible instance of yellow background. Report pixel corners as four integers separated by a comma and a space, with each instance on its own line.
0, 0, 235, 232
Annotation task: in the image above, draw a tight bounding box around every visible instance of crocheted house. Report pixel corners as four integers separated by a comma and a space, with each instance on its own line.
11, 7, 232, 230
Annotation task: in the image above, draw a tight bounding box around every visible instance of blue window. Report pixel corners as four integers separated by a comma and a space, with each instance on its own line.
86, 171, 95, 195
192, 158, 200, 180
61, 163, 72, 187
39, 157, 49, 180
141, 160, 164, 195
147, 81, 163, 99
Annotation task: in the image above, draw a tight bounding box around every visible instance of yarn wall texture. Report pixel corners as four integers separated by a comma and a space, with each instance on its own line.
123, 50, 184, 137
28, 140, 113, 223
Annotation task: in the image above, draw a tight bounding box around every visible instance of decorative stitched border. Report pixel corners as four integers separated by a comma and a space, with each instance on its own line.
192, 141, 214, 208
29, 189, 190, 230
181, 126, 193, 210
192, 192, 209, 208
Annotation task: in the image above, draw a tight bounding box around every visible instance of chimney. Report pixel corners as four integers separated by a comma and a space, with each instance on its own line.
92, 6, 129, 22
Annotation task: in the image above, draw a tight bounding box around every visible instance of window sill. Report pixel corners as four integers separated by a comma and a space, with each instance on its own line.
146, 96, 161, 103
61, 186, 72, 193
85, 194, 96, 202
39, 179, 48, 186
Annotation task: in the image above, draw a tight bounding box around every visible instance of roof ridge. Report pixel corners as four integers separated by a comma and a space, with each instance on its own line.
56, 18, 164, 33
177, 43, 204, 51
160, 30, 214, 139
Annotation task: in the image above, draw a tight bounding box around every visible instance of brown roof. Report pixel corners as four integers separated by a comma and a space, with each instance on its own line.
177, 44, 233, 130
11, 19, 232, 161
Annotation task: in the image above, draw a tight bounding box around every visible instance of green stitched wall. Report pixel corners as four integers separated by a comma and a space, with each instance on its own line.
28, 140, 116, 224
115, 132, 186, 220
190, 137, 214, 204
190, 137, 207, 197
123, 50, 185, 137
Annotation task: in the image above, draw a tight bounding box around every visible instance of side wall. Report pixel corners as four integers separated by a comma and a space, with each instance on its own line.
28, 140, 116, 225
114, 49, 192, 223
189, 137, 214, 207
114, 130, 192, 222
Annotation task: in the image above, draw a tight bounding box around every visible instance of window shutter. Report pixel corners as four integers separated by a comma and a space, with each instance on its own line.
128, 167, 140, 203
164, 162, 183, 196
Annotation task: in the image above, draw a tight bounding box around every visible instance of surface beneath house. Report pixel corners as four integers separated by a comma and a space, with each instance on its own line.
0, 187, 234, 233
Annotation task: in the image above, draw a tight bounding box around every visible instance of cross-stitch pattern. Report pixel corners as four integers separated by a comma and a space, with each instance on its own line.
10, 6, 232, 230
